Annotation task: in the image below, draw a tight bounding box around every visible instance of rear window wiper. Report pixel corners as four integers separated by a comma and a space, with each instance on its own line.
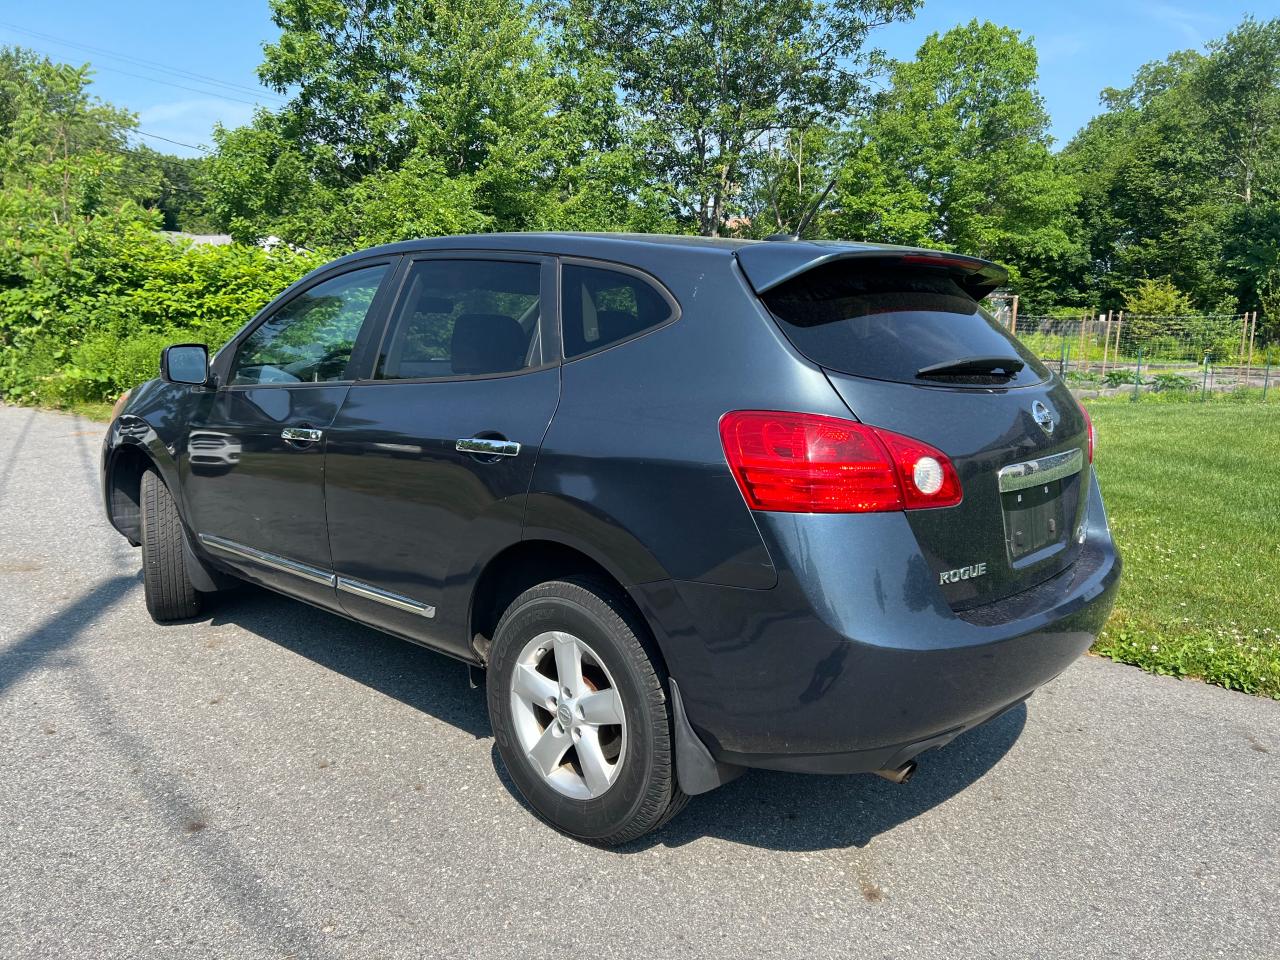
916, 356, 1025, 380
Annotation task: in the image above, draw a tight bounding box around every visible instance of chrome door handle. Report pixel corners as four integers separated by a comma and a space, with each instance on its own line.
456, 437, 520, 457
281, 427, 323, 443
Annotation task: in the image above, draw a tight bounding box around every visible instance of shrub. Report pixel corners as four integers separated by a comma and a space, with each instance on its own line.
0, 218, 324, 405
1103, 369, 1139, 387
1151, 371, 1197, 392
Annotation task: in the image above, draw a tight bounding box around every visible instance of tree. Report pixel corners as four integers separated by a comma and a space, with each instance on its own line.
1063, 17, 1280, 314
208, 0, 665, 245
562, 0, 919, 236
827, 21, 1080, 310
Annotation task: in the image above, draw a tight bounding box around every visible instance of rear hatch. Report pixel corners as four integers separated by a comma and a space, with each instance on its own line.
743, 248, 1091, 609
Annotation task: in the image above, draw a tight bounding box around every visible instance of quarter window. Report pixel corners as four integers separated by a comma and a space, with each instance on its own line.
378, 260, 542, 380
230, 265, 389, 385
561, 264, 674, 359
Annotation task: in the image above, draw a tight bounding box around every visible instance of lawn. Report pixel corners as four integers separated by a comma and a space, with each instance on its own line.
1086, 399, 1280, 698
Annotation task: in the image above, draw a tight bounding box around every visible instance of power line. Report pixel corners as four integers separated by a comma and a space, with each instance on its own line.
73, 59, 269, 108
0, 20, 288, 103
3, 34, 275, 109
132, 129, 212, 154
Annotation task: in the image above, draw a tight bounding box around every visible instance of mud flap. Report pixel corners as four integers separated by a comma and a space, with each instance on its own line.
670, 678, 745, 796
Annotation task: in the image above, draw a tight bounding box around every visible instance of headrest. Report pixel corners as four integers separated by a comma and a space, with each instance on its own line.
450, 314, 526, 375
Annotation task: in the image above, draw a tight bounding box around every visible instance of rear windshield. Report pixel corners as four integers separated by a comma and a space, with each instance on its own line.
761, 262, 1049, 387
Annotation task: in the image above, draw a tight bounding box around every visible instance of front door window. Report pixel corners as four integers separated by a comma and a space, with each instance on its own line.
230, 265, 390, 385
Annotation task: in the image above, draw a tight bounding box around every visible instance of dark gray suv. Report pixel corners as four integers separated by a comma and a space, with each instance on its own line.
101, 233, 1120, 845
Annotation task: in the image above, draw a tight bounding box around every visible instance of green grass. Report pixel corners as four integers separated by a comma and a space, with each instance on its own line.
1087, 400, 1280, 698
67, 400, 115, 422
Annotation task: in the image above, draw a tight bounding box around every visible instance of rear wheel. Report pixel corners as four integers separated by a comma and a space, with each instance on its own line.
487, 577, 687, 845
139, 469, 202, 622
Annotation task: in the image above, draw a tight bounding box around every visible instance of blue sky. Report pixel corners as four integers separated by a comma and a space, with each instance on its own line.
0, 1, 1270, 157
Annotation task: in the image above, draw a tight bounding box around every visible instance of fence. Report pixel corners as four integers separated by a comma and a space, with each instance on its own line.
999, 309, 1275, 401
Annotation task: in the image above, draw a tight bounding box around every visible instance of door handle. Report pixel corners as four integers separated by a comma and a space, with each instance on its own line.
281, 426, 323, 444
456, 437, 520, 458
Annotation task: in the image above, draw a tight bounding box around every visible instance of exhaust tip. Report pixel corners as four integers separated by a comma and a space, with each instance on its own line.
873, 760, 917, 785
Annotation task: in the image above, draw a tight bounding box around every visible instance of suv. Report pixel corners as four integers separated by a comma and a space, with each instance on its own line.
102, 233, 1120, 845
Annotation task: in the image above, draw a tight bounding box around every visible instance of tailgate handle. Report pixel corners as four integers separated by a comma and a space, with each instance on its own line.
998, 448, 1083, 493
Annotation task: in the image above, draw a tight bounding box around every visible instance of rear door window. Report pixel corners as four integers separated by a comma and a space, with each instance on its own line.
378, 259, 542, 380
761, 263, 1049, 387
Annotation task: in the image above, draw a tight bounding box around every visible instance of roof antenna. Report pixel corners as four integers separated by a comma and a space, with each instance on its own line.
767, 177, 837, 242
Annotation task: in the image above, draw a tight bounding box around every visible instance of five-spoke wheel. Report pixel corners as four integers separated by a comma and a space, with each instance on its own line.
487, 577, 687, 845
509, 630, 627, 799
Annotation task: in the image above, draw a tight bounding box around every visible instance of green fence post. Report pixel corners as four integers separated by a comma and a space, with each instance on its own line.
1131, 347, 1142, 401
1059, 335, 1067, 376
1202, 354, 1211, 400
1264, 361, 1271, 401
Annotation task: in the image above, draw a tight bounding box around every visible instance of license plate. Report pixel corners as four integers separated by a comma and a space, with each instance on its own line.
1002, 479, 1066, 560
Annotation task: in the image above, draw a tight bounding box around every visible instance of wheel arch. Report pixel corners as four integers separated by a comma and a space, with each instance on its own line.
105, 441, 158, 545
467, 538, 648, 665
103, 414, 182, 546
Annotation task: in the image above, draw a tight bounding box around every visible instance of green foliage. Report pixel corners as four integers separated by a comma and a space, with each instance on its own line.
1123, 277, 1196, 317
827, 21, 1081, 311
1063, 17, 1280, 315
1150, 371, 1196, 392
1087, 401, 1280, 698
1122, 277, 1197, 343
0, 219, 323, 405
205, 0, 671, 247
563, 0, 919, 236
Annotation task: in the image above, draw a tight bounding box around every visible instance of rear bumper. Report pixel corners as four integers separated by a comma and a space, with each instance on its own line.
635, 473, 1120, 775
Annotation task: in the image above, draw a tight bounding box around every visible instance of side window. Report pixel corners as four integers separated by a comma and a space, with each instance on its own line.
561, 264, 675, 359
378, 260, 541, 380
230, 264, 389, 386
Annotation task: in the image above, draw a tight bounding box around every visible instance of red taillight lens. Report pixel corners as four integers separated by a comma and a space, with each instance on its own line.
874, 428, 964, 509
718, 411, 962, 513
1078, 400, 1094, 463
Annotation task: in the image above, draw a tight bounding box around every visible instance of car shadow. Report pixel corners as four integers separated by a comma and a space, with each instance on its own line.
204, 586, 1026, 852
204, 586, 490, 739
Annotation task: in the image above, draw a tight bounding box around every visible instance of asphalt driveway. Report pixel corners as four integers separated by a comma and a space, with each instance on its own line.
1, 403, 1276, 959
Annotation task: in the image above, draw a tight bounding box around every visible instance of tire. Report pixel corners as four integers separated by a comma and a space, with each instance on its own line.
139, 469, 202, 622
487, 577, 688, 845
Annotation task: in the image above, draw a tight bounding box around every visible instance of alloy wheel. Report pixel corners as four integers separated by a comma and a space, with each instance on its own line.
509, 630, 627, 800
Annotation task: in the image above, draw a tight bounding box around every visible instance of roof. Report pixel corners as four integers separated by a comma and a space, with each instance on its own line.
321, 231, 1007, 298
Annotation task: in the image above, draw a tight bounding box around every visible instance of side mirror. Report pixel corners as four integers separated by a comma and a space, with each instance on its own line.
161, 344, 210, 386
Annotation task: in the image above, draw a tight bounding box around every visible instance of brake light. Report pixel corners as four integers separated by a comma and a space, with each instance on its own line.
719, 411, 962, 513
1077, 400, 1094, 463
900, 253, 983, 272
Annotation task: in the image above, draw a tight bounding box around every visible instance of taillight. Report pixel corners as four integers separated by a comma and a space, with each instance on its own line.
718, 410, 962, 513
1077, 400, 1094, 463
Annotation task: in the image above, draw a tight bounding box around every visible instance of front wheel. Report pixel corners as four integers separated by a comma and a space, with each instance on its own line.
139, 469, 202, 622
486, 578, 687, 845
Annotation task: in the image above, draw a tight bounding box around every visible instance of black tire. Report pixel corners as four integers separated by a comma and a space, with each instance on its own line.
140, 469, 202, 622
487, 577, 688, 845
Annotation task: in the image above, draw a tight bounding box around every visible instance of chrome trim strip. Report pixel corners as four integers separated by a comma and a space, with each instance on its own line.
998, 448, 1085, 493
197, 534, 336, 586
336, 577, 436, 618
456, 437, 520, 457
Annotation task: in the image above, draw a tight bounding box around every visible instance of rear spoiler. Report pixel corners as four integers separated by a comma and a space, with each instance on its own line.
735, 243, 1008, 301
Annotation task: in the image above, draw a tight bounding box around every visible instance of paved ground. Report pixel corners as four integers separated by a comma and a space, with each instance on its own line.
0, 403, 1277, 960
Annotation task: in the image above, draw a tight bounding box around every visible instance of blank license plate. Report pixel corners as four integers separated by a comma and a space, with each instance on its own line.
1002, 479, 1065, 560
